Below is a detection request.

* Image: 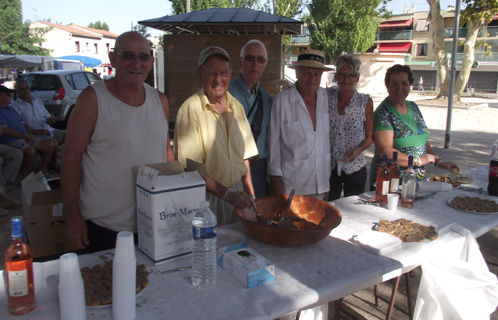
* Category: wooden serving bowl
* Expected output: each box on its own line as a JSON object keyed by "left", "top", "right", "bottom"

{"left": 234, "top": 195, "right": 342, "bottom": 247}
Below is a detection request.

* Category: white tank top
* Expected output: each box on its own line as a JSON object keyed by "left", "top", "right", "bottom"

{"left": 80, "top": 80, "right": 168, "bottom": 232}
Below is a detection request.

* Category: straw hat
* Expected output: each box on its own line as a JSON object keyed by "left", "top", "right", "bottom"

{"left": 289, "top": 49, "right": 333, "bottom": 71}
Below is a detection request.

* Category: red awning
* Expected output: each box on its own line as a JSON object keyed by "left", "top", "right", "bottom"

{"left": 377, "top": 42, "right": 412, "bottom": 53}
{"left": 379, "top": 18, "right": 414, "bottom": 28}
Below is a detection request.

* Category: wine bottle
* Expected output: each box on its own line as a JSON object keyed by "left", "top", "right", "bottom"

{"left": 400, "top": 156, "right": 416, "bottom": 209}
{"left": 375, "top": 154, "right": 390, "bottom": 205}
{"left": 388, "top": 151, "right": 401, "bottom": 194}
{"left": 4, "top": 216, "right": 35, "bottom": 315}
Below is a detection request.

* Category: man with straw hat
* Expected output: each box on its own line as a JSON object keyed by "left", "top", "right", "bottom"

{"left": 268, "top": 49, "right": 333, "bottom": 201}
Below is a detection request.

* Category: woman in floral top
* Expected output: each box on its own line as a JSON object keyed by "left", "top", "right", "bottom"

{"left": 369, "top": 64, "right": 458, "bottom": 189}
{"left": 327, "top": 55, "right": 374, "bottom": 200}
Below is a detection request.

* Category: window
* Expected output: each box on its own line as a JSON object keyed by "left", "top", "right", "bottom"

{"left": 416, "top": 19, "right": 430, "bottom": 32}
{"left": 106, "top": 43, "right": 110, "bottom": 53}
{"left": 68, "top": 72, "right": 89, "bottom": 90}
{"left": 23, "top": 75, "right": 61, "bottom": 91}
{"left": 75, "top": 41, "right": 80, "bottom": 52}
{"left": 87, "top": 72, "right": 102, "bottom": 83}
{"left": 417, "top": 44, "right": 428, "bottom": 56}
{"left": 86, "top": 42, "right": 90, "bottom": 51}
{"left": 94, "top": 43, "right": 98, "bottom": 54}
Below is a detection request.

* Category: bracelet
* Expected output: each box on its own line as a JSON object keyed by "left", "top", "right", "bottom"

{"left": 250, "top": 195, "right": 256, "bottom": 200}
{"left": 414, "top": 157, "right": 420, "bottom": 167}
{"left": 222, "top": 188, "right": 230, "bottom": 200}
{"left": 433, "top": 157, "right": 441, "bottom": 167}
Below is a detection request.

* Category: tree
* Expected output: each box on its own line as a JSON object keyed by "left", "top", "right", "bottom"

{"left": 305, "top": 0, "right": 383, "bottom": 63}
{"left": 88, "top": 21, "right": 110, "bottom": 31}
{"left": 0, "top": 0, "right": 51, "bottom": 55}
{"left": 428, "top": 0, "right": 498, "bottom": 100}
{"left": 273, "top": 0, "right": 303, "bottom": 17}
{"left": 168, "top": 0, "right": 300, "bottom": 16}
{"left": 133, "top": 25, "right": 151, "bottom": 42}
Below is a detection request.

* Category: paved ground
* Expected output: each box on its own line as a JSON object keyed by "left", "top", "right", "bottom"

{"left": 327, "top": 93, "right": 498, "bottom": 320}
{"left": 1, "top": 92, "right": 497, "bottom": 319}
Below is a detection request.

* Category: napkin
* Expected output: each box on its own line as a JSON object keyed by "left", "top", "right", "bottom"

{"left": 354, "top": 230, "right": 402, "bottom": 255}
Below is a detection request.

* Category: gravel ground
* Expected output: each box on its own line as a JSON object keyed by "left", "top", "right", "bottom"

{"left": 1, "top": 93, "right": 497, "bottom": 319}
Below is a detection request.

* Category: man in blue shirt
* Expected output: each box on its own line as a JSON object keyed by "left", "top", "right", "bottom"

{"left": 228, "top": 40, "right": 272, "bottom": 198}
{"left": 0, "top": 85, "right": 58, "bottom": 179}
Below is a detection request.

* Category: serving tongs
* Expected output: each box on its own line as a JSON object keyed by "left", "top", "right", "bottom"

{"left": 277, "top": 189, "right": 297, "bottom": 230}
{"left": 456, "top": 186, "right": 483, "bottom": 194}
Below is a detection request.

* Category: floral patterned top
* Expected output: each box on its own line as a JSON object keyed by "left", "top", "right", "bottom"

{"left": 369, "top": 98, "right": 430, "bottom": 186}
{"left": 327, "top": 86, "right": 369, "bottom": 174}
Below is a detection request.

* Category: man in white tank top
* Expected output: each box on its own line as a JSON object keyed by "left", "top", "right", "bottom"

{"left": 61, "top": 32, "right": 175, "bottom": 253}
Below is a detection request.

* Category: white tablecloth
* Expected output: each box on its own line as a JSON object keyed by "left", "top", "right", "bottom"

{"left": 1, "top": 166, "right": 496, "bottom": 319}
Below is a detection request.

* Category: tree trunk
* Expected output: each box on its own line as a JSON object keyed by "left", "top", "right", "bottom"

{"left": 454, "top": 19, "right": 482, "bottom": 100}
{"left": 427, "top": 0, "right": 450, "bottom": 98}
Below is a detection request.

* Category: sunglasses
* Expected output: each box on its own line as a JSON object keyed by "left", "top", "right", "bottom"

{"left": 115, "top": 51, "right": 151, "bottom": 62}
{"left": 243, "top": 55, "right": 267, "bottom": 64}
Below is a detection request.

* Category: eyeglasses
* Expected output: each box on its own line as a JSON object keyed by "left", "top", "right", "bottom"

{"left": 243, "top": 55, "right": 267, "bottom": 64}
{"left": 336, "top": 72, "right": 357, "bottom": 79}
{"left": 115, "top": 51, "right": 151, "bottom": 62}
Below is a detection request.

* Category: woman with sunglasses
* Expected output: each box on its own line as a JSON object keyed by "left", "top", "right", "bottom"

{"left": 327, "top": 54, "right": 374, "bottom": 200}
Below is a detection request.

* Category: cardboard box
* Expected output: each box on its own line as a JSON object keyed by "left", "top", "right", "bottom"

{"left": 21, "top": 172, "right": 71, "bottom": 259}
{"left": 217, "top": 243, "right": 275, "bottom": 288}
{"left": 136, "top": 161, "right": 206, "bottom": 265}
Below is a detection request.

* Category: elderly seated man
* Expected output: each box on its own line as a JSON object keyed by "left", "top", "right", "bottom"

{"left": 0, "top": 85, "right": 58, "bottom": 178}
{"left": 12, "top": 78, "right": 65, "bottom": 145}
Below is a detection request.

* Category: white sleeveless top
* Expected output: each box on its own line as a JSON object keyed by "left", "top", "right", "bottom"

{"left": 80, "top": 81, "right": 168, "bottom": 232}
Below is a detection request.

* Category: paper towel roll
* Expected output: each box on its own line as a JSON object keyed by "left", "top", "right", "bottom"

{"left": 417, "top": 181, "right": 453, "bottom": 193}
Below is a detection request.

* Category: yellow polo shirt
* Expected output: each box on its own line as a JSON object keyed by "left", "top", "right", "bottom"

{"left": 174, "top": 89, "right": 258, "bottom": 187}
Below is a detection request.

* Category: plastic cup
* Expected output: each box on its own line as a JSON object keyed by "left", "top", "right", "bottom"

{"left": 113, "top": 231, "right": 136, "bottom": 320}
{"left": 114, "top": 231, "right": 135, "bottom": 261}
{"left": 387, "top": 194, "right": 399, "bottom": 211}
{"left": 59, "top": 253, "right": 81, "bottom": 283}
{"left": 59, "top": 253, "right": 86, "bottom": 320}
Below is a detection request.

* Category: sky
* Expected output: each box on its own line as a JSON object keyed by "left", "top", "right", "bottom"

{"left": 21, "top": 0, "right": 173, "bottom": 37}
{"left": 21, "top": 0, "right": 461, "bottom": 37}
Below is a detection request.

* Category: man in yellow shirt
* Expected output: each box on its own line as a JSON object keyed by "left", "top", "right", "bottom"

{"left": 174, "top": 46, "right": 258, "bottom": 225}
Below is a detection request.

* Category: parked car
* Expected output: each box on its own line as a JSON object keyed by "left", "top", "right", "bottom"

{"left": 18, "top": 70, "right": 102, "bottom": 127}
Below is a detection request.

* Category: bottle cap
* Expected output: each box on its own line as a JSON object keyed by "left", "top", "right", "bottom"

{"left": 200, "top": 201, "right": 209, "bottom": 208}
{"left": 11, "top": 216, "right": 23, "bottom": 239}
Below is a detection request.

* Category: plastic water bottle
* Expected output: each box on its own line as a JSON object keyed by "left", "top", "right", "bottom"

{"left": 192, "top": 201, "right": 217, "bottom": 289}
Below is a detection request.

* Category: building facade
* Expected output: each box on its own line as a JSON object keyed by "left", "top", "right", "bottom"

{"left": 289, "top": 5, "right": 498, "bottom": 93}
{"left": 30, "top": 21, "right": 118, "bottom": 66}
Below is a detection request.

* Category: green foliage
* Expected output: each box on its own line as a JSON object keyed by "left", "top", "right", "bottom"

{"left": 169, "top": 0, "right": 254, "bottom": 14}
{"left": 305, "top": 0, "right": 382, "bottom": 63}
{"left": 461, "top": 0, "right": 498, "bottom": 25}
{"left": 88, "top": 21, "right": 110, "bottom": 31}
{"left": 168, "top": 0, "right": 301, "bottom": 16}
{"left": 274, "top": 0, "right": 304, "bottom": 17}
{"left": 0, "top": 0, "right": 51, "bottom": 55}
{"left": 133, "top": 25, "right": 151, "bottom": 38}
